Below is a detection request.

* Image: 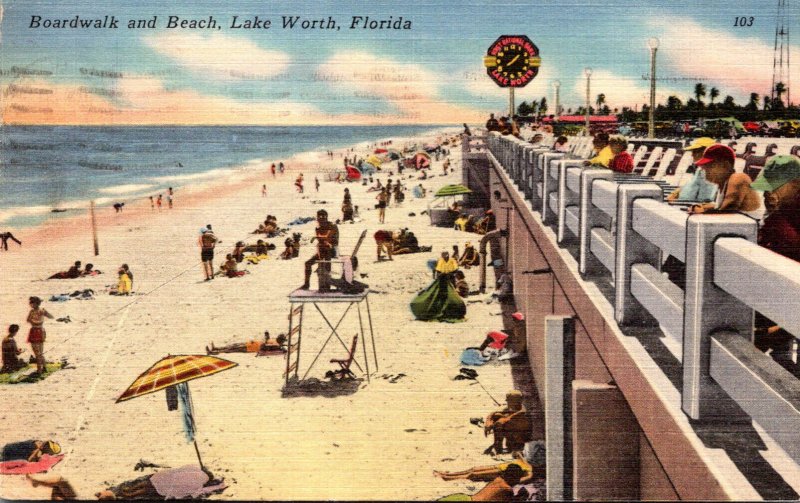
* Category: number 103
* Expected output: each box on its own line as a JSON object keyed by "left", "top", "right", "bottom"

{"left": 734, "top": 16, "right": 754, "bottom": 27}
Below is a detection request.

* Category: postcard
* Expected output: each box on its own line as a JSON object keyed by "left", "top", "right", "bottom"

{"left": 1, "top": 0, "right": 799, "bottom": 500}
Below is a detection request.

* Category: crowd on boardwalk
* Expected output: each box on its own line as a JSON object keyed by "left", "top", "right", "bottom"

{"left": 484, "top": 110, "right": 800, "bottom": 373}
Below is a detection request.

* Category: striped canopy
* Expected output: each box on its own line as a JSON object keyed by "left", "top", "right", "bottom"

{"left": 116, "top": 355, "right": 237, "bottom": 403}
{"left": 435, "top": 184, "right": 473, "bottom": 197}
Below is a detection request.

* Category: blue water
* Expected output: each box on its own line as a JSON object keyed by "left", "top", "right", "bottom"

{"left": 0, "top": 125, "right": 447, "bottom": 228}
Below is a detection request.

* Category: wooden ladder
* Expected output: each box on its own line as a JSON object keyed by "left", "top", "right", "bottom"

{"left": 284, "top": 303, "right": 304, "bottom": 383}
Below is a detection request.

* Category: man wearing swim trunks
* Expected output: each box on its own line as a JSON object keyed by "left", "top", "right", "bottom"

{"left": 301, "top": 210, "right": 338, "bottom": 291}
{"left": 199, "top": 226, "right": 219, "bottom": 281}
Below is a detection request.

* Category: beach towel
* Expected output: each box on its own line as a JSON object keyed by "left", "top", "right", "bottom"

{"left": 149, "top": 465, "right": 227, "bottom": 499}
{"left": 0, "top": 454, "right": 64, "bottom": 475}
{"left": 287, "top": 216, "right": 315, "bottom": 226}
{"left": 410, "top": 276, "right": 466, "bottom": 322}
{"left": 460, "top": 348, "right": 489, "bottom": 366}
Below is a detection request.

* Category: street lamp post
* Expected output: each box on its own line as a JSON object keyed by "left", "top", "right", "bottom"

{"left": 584, "top": 68, "right": 592, "bottom": 135}
{"left": 553, "top": 80, "right": 561, "bottom": 121}
{"left": 647, "top": 37, "right": 659, "bottom": 139}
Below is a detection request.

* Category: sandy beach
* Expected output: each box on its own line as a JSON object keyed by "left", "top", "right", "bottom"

{"left": 0, "top": 130, "right": 525, "bottom": 500}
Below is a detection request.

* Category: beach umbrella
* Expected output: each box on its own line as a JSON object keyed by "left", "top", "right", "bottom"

{"left": 366, "top": 155, "right": 382, "bottom": 167}
{"left": 374, "top": 148, "right": 388, "bottom": 154}
{"left": 116, "top": 354, "right": 237, "bottom": 471}
{"left": 387, "top": 148, "right": 402, "bottom": 160}
{"left": 346, "top": 165, "right": 362, "bottom": 181}
{"left": 358, "top": 161, "right": 376, "bottom": 175}
{"left": 434, "top": 184, "right": 472, "bottom": 197}
{"left": 413, "top": 152, "right": 431, "bottom": 169}
{"left": 423, "top": 143, "right": 439, "bottom": 153}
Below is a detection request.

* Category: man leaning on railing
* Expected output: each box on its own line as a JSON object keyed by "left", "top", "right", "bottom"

{"left": 750, "top": 155, "right": 800, "bottom": 366}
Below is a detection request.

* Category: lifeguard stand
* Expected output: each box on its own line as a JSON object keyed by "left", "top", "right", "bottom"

{"left": 284, "top": 230, "right": 378, "bottom": 386}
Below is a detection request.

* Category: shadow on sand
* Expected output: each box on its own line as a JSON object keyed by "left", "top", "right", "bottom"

{"left": 281, "top": 376, "right": 364, "bottom": 398}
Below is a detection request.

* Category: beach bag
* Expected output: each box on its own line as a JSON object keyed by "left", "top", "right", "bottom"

{"left": 410, "top": 275, "right": 466, "bottom": 322}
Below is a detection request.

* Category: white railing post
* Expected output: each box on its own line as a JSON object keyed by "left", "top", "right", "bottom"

{"left": 545, "top": 315, "right": 575, "bottom": 502}
{"left": 579, "top": 169, "right": 615, "bottom": 278}
{"left": 682, "top": 214, "right": 758, "bottom": 421}
{"left": 614, "top": 183, "right": 663, "bottom": 326}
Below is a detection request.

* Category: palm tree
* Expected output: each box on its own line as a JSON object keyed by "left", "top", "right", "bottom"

{"left": 694, "top": 83, "right": 706, "bottom": 108}
{"left": 538, "top": 97, "right": 548, "bottom": 116}
{"left": 774, "top": 82, "right": 787, "bottom": 109}
{"left": 747, "top": 93, "right": 759, "bottom": 111}
{"left": 763, "top": 96, "right": 772, "bottom": 111}
{"left": 595, "top": 93, "right": 606, "bottom": 110}
{"left": 709, "top": 87, "right": 719, "bottom": 106}
{"left": 666, "top": 95, "right": 682, "bottom": 110}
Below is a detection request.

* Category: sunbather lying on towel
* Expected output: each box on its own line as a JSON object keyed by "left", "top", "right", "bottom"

{"left": 1, "top": 440, "right": 61, "bottom": 463}
{"left": 434, "top": 451, "right": 534, "bottom": 482}
{"left": 437, "top": 463, "right": 525, "bottom": 502}
{"left": 96, "top": 465, "right": 225, "bottom": 500}
{"left": 48, "top": 261, "right": 82, "bottom": 280}
{"left": 206, "top": 331, "right": 287, "bottom": 355}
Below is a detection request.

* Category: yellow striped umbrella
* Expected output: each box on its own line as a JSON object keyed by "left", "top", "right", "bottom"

{"left": 116, "top": 354, "right": 237, "bottom": 403}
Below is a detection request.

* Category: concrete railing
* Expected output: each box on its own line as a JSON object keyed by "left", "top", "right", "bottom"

{"left": 486, "top": 132, "right": 800, "bottom": 465}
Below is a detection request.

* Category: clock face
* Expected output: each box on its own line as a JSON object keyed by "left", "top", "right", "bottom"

{"left": 484, "top": 35, "right": 540, "bottom": 88}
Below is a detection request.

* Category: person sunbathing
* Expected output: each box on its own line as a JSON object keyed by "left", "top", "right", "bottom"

{"left": 206, "top": 332, "right": 287, "bottom": 355}
{"left": 454, "top": 270, "right": 470, "bottom": 298}
{"left": 484, "top": 391, "right": 531, "bottom": 455}
{"left": 49, "top": 261, "right": 82, "bottom": 279}
{"left": 280, "top": 238, "right": 297, "bottom": 260}
{"left": 459, "top": 242, "right": 480, "bottom": 268}
{"left": 115, "top": 266, "right": 132, "bottom": 295}
{"left": 2, "top": 324, "right": 26, "bottom": 373}
{"left": 392, "top": 229, "right": 422, "bottom": 255}
{"left": 81, "top": 263, "right": 102, "bottom": 276}
{"left": 1, "top": 439, "right": 61, "bottom": 463}
{"left": 244, "top": 240, "right": 270, "bottom": 264}
{"left": 221, "top": 254, "right": 246, "bottom": 277}
{"left": 96, "top": 465, "right": 224, "bottom": 500}
{"left": 454, "top": 214, "right": 470, "bottom": 232}
{"left": 232, "top": 242, "right": 246, "bottom": 263}
{"left": 437, "top": 464, "right": 525, "bottom": 502}
{"left": 434, "top": 451, "right": 534, "bottom": 482}
{"left": 366, "top": 180, "right": 383, "bottom": 192}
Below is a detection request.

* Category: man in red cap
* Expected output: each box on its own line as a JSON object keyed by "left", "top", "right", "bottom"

{"left": 688, "top": 144, "right": 762, "bottom": 219}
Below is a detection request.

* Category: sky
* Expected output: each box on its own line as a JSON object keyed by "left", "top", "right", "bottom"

{"left": 1, "top": 0, "right": 798, "bottom": 125}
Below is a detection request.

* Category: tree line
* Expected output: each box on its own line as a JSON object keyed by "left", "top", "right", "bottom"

{"left": 516, "top": 82, "right": 799, "bottom": 122}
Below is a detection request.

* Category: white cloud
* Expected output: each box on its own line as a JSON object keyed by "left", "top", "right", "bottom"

{"left": 316, "top": 51, "right": 440, "bottom": 101}
{"left": 316, "top": 51, "right": 486, "bottom": 123}
{"left": 650, "top": 16, "right": 800, "bottom": 101}
{"left": 142, "top": 32, "right": 290, "bottom": 81}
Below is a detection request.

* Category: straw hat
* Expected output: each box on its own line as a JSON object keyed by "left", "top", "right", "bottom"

{"left": 47, "top": 441, "right": 61, "bottom": 455}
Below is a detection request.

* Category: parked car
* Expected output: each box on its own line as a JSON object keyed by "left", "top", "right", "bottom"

{"left": 777, "top": 120, "right": 800, "bottom": 137}
{"left": 742, "top": 121, "right": 762, "bottom": 135}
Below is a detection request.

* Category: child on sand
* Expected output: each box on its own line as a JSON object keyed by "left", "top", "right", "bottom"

{"left": 262, "top": 184, "right": 267, "bottom": 197}
{"left": 2, "top": 324, "right": 26, "bottom": 373}
{"left": 156, "top": 194, "right": 162, "bottom": 210}
{"left": 26, "top": 296, "right": 53, "bottom": 375}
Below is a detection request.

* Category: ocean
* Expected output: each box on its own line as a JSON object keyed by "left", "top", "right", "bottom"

{"left": 0, "top": 125, "right": 449, "bottom": 229}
